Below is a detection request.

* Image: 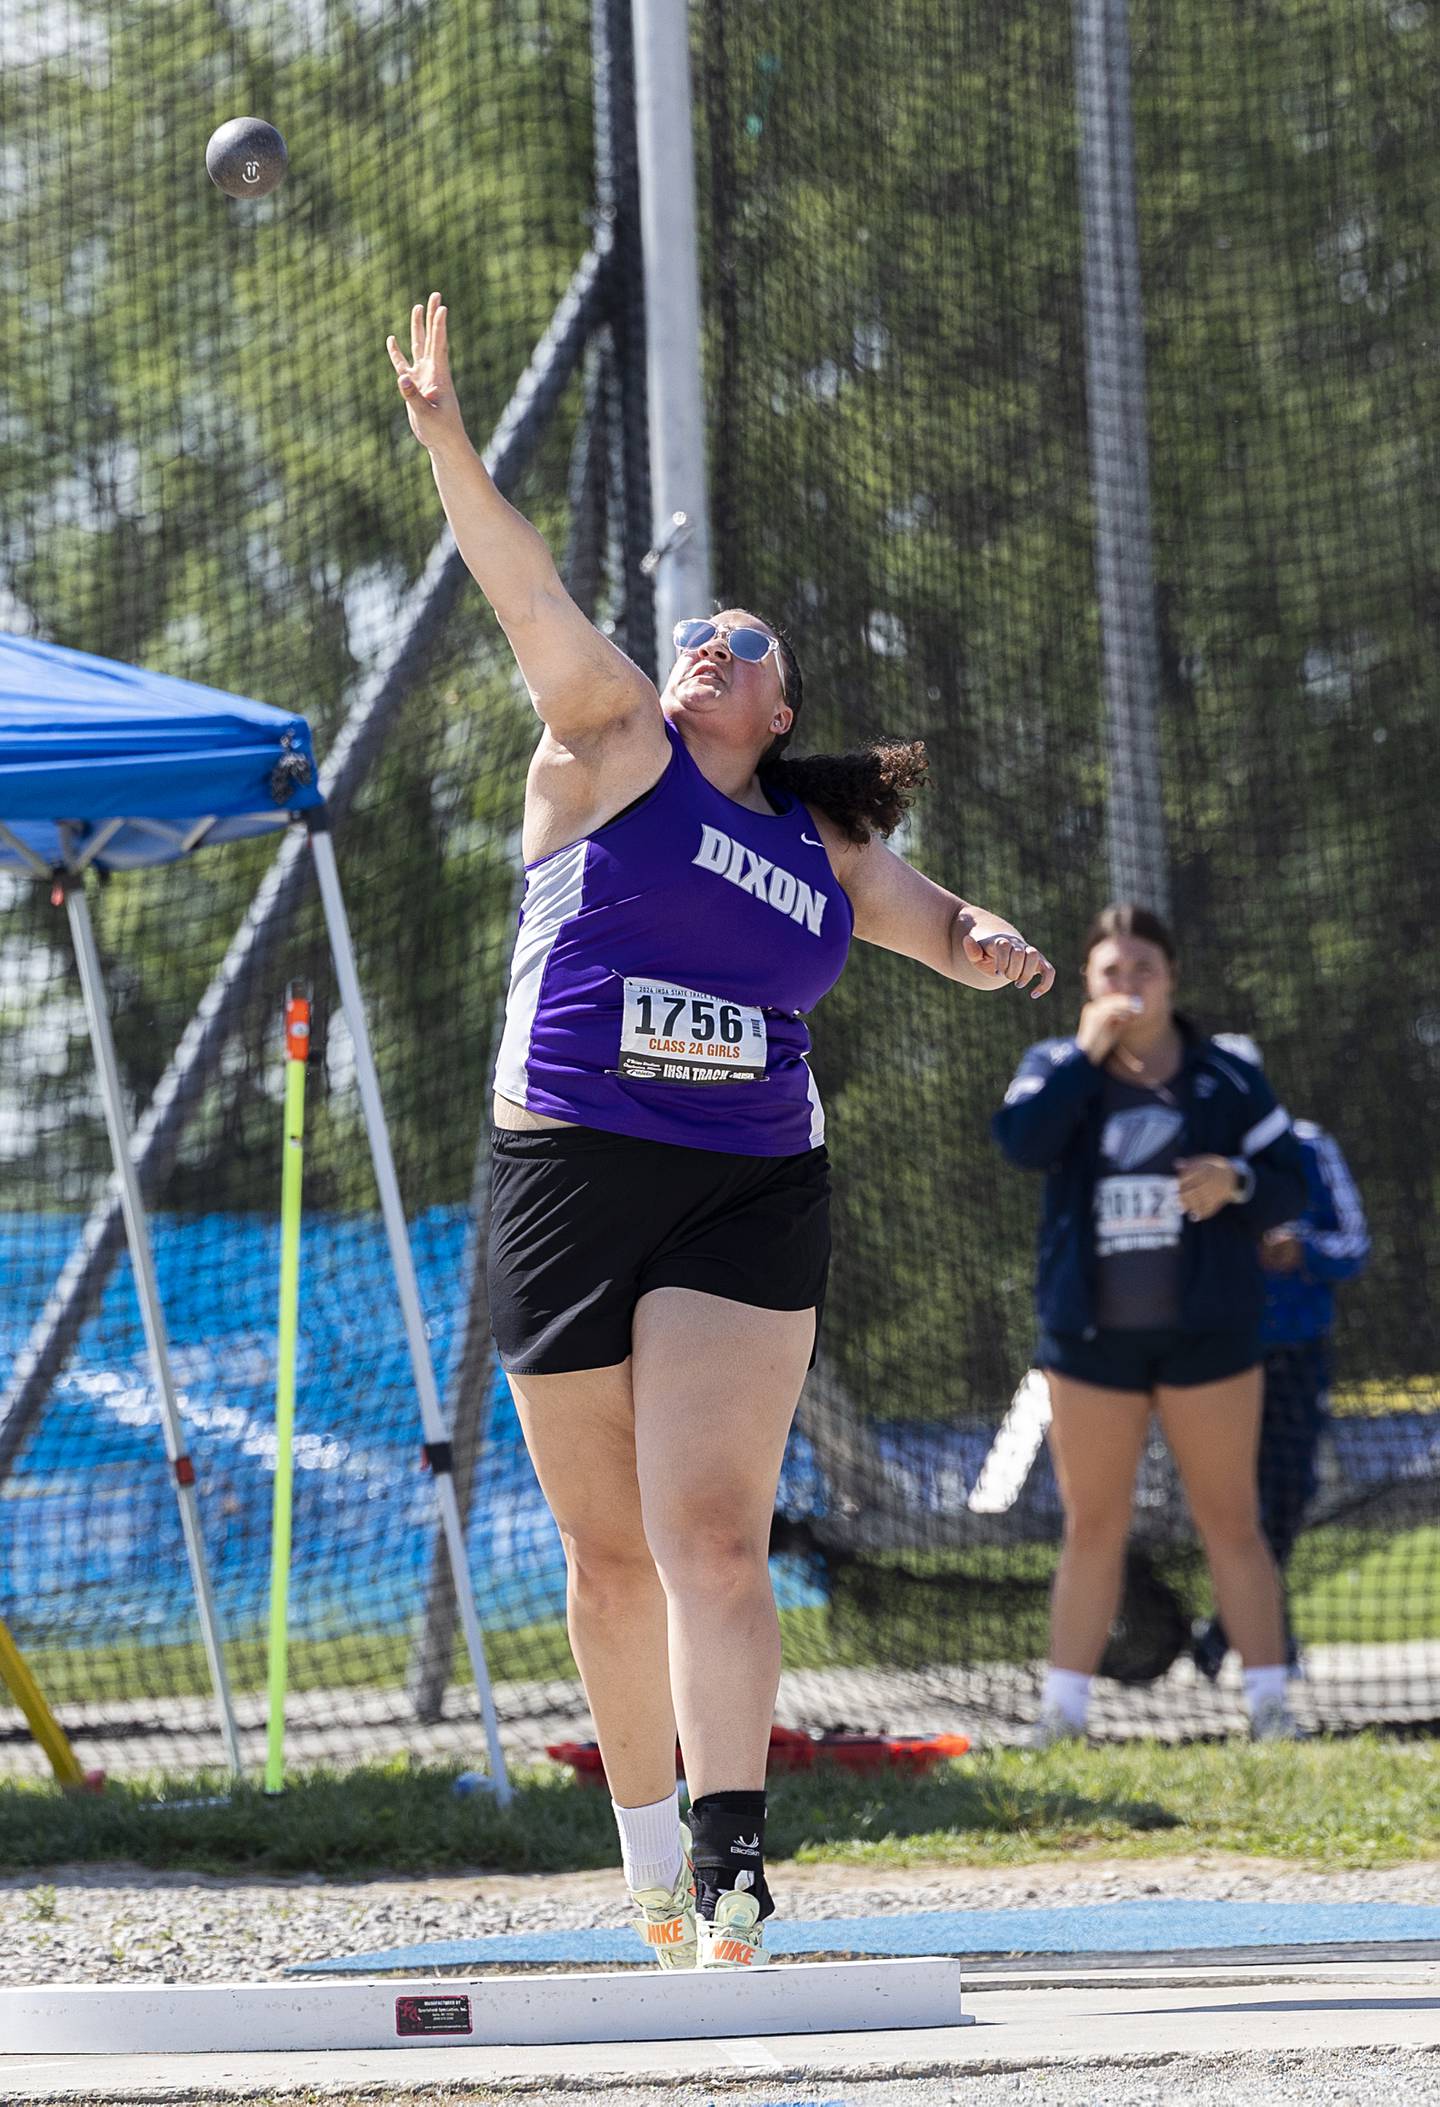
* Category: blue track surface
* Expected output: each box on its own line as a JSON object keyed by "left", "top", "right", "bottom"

{"left": 291, "top": 1900, "right": 1440, "bottom": 1973}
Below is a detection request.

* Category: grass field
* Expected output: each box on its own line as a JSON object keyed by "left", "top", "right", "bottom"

{"left": 0, "top": 1737, "right": 1434, "bottom": 1879}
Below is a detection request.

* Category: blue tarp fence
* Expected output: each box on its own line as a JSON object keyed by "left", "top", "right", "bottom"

{"left": 3, "top": 1210, "right": 1435, "bottom": 1654}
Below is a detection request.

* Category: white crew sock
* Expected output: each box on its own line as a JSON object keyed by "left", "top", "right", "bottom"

{"left": 1243, "top": 1665, "right": 1289, "bottom": 1719}
{"left": 1041, "top": 1667, "right": 1092, "bottom": 1730}
{"left": 612, "top": 1786, "right": 684, "bottom": 1895}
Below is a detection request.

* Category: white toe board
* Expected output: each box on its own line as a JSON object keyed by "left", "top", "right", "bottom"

{"left": 0, "top": 1956, "right": 970, "bottom": 2055}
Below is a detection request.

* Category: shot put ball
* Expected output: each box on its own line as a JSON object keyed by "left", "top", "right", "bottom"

{"left": 206, "top": 117, "right": 288, "bottom": 200}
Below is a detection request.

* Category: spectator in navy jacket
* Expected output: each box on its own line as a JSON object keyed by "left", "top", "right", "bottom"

{"left": 993, "top": 905, "right": 1309, "bottom": 1743}
{"left": 1191, "top": 1034, "right": 1370, "bottom": 1679}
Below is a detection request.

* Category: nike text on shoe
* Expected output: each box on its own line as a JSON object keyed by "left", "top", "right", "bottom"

{"left": 628, "top": 1823, "right": 697, "bottom": 1969}
{"left": 697, "top": 1885, "right": 769, "bottom": 1970}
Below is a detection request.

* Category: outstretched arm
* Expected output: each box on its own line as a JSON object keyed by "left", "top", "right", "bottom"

{"left": 832, "top": 831, "right": 1056, "bottom": 996}
{"left": 388, "top": 294, "right": 660, "bottom": 745}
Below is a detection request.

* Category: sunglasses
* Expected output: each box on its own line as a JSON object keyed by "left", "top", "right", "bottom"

{"left": 672, "top": 617, "right": 780, "bottom": 665}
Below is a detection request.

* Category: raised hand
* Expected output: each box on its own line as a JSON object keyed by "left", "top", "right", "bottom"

{"left": 386, "top": 292, "right": 466, "bottom": 451}
{"left": 1077, "top": 993, "right": 1142, "bottom": 1063}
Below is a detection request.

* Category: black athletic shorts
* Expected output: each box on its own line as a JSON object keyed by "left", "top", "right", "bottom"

{"left": 487, "top": 1124, "right": 831, "bottom": 1375}
{"left": 1038, "top": 1325, "right": 1259, "bottom": 1393}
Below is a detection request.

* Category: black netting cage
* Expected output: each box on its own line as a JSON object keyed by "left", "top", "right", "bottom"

{"left": 0, "top": 0, "right": 1435, "bottom": 1781}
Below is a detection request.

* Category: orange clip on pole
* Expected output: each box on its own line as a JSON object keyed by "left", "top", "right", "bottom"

{"left": 284, "top": 985, "right": 311, "bottom": 1065}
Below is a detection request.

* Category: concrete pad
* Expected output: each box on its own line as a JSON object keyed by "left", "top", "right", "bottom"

{"left": 3, "top": 1958, "right": 1436, "bottom": 2101}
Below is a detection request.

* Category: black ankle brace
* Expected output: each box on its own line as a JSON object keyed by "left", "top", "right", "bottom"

{"left": 687, "top": 1790, "right": 774, "bottom": 1921}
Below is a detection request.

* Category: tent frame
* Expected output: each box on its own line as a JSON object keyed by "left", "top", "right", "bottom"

{"left": 0, "top": 809, "right": 510, "bottom": 1801}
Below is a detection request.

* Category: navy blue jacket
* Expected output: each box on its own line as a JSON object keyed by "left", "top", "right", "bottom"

{"left": 1259, "top": 1119, "right": 1369, "bottom": 1347}
{"left": 993, "top": 1021, "right": 1310, "bottom": 1340}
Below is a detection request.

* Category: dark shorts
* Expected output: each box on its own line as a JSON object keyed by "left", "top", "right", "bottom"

{"left": 488, "top": 1124, "right": 831, "bottom": 1375}
{"left": 1038, "top": 1326, "right": 1259, "bottom": 1393}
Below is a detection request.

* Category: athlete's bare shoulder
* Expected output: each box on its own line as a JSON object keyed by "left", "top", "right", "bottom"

{"left": 521, "top": 705, "right": 671, "bottom": 864}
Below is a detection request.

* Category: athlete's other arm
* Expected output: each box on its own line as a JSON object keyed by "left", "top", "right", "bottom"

{"left": 387, "top": 294, "right": 661, "bottom": 744}
{"left": 819, "top": 824, "right": 1056, "bottom": 997}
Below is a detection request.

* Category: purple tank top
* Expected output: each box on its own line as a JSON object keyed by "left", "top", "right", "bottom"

{"left": 495, "top": 722, "right": 853, "bottom": 1154}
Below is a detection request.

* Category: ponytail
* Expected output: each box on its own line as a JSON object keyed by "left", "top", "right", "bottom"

{"left": 760, "top": 738, "right": 929, "bottom": 844}
{"left": 758, "top": 623, "right": 927, "bottom": 842}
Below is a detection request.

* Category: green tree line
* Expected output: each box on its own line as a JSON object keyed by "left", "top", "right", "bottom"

{"left": 1, "top": 0, "right": 1436, "bottom": 1418}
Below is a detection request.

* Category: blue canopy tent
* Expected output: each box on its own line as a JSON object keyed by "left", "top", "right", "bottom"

{"left": 0, "top": 631, "right": 321, "bottom": 872}
{"left": 0, "top": 634, "right": 510, "bottom": 1796}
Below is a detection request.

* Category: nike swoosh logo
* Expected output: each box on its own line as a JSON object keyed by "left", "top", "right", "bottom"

{"left": 800, "top": 833, "right": 823, "bottom": 847}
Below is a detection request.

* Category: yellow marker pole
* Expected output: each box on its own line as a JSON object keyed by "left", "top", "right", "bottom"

{"left": 0, "top": 1615, "right": 88, "bottom": 1788}
{"left": 265, "top": 984, "right": 310, "bottom": 1795}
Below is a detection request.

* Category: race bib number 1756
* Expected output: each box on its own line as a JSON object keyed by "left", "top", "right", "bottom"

{"left": 617, "top": 977, "right": 767, "bottom": 1085}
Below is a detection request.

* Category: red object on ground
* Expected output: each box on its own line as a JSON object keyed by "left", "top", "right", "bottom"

{"left": 545, "top": 1723, "right": 970, "bottom": 1786}
{"left": 60, "top": 1769, "right": 107, "bottom": 1794}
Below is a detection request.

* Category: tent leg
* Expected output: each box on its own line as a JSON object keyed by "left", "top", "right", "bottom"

{"left": 306, "top": 821, "right": 513, "bottom": 1807}
{"left": 406, "top": 1114, "right": 498, "bottom": 1725}
{"left": 63, "top": 880, "right": 244, "bottom": 1779}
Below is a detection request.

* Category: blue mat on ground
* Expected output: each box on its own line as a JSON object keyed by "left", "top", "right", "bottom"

{"left": 291, "top": 1901, "right": 1440, "bottom": 1974}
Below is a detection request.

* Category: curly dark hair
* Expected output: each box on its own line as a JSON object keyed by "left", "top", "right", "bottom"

{"left": 755, "top": 624, "right": 928, "bottom": 844}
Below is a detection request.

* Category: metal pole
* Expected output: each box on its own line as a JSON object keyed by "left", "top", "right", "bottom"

{"left": 596, "top": 0, "right": 658, "bottom": 677}
{"left": 306, "top": 819, "right": 512, "bottom": 1806}
{"left": 631, "top": 0, "right": 713, "bottom": 671}
{"left": 1074, "top": 0, "right": 1169, "bottom": 914}
{"left": 265, "top": 985, "right": 311, "bottom": 1794}
{"left": 62, "top": 878, "right": 244, "bottom": 1777}
{"left": 563, "top": 341, "right": 612, "bottom": 625}
{"left": 404, "top": 1114, "right": 496, "bottom": 1725}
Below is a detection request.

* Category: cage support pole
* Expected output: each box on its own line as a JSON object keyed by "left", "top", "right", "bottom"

{"left": 1075, "top": 0, "right": 1169, "bottom": 911}
{"left": 631, "top": 0, "right": 713, "bottom": 667}
{"left": 595, "top": 0, "right": 659, "bottom": 676}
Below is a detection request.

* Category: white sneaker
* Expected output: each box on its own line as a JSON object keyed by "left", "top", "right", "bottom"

{"left": 1250, "top": 1696, "right": 1305, "bottom": 1742}
{"left": 696, "top": 1883, "right": 769, "bottom": 1970}
{"left": 627, "top": 1822, "right": 696, "bottom": 1969}
{"left": 1025, "top": 1702, "right": 1084, "bottom": 1750}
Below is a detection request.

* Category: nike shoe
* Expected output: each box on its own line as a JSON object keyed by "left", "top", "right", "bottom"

{"left": 696, "top": 1882, "right": 769, "bottom": 1970}
{"left": 1250, "top": 1695, "right": 1305, "bottom": 1742}
{"left": 627, "top": 1822, "right": 696, "bottom": 1970}
{"left": 1024, "top": 1703, "right": 1084, "bottom": 1751}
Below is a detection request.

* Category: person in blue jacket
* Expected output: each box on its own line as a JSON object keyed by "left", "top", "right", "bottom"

{"left": 993, "top": 904, "right": 1310, "bottom": 1741}
{"left": 1190, "top": 1034, "right": 1370, "bottom": 1679}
